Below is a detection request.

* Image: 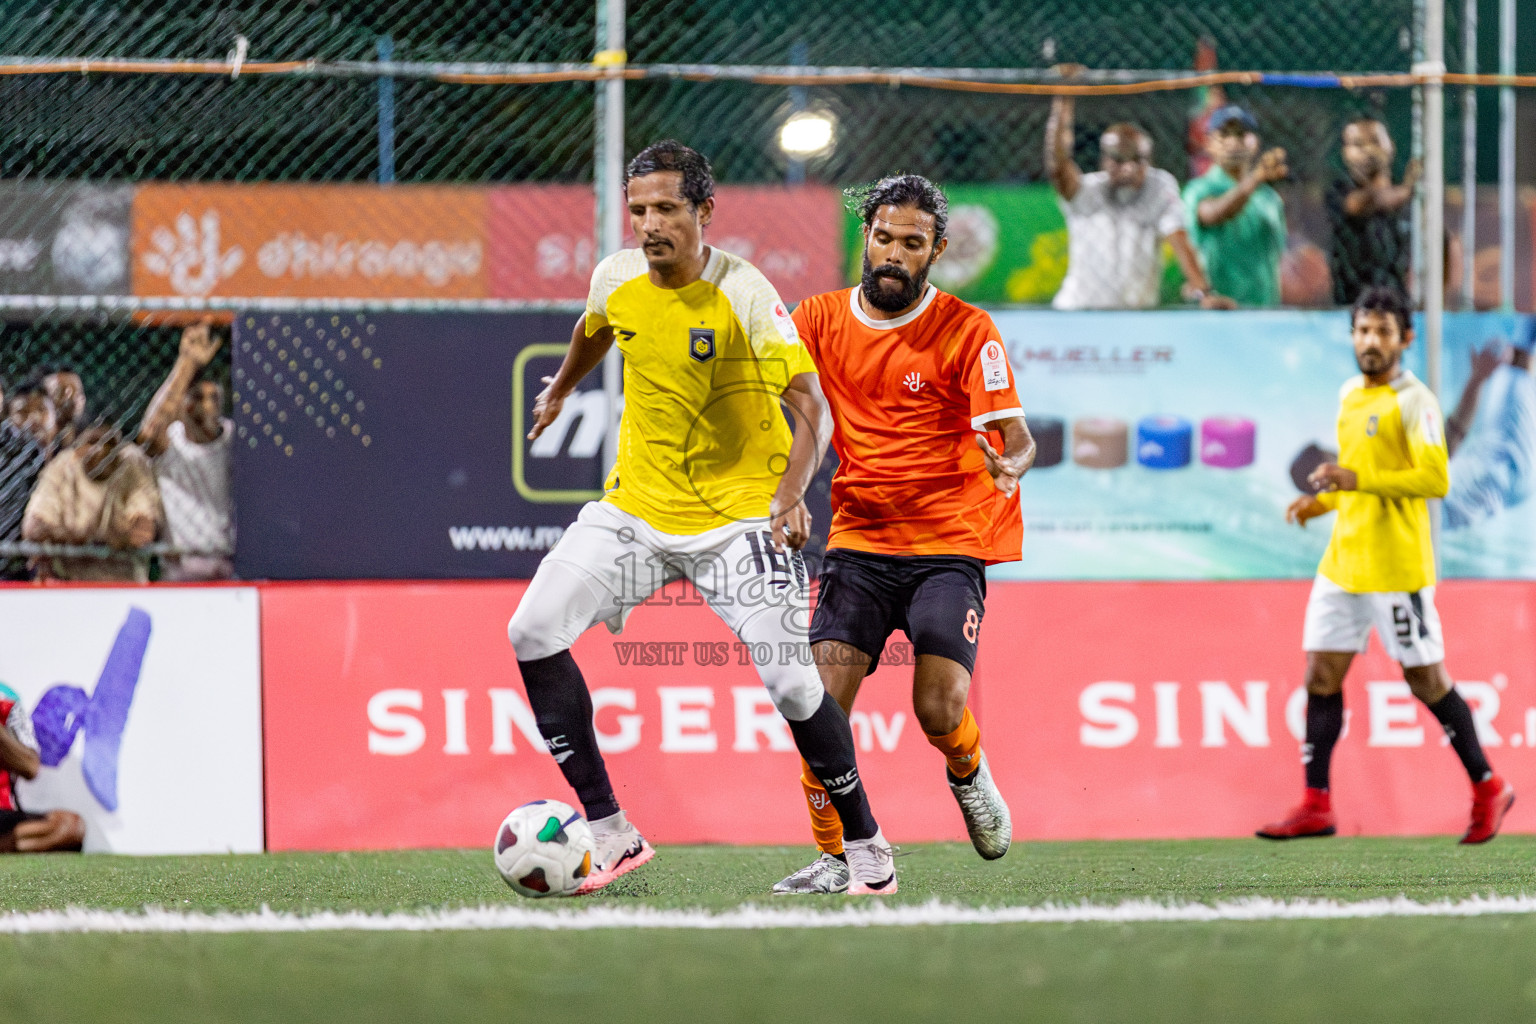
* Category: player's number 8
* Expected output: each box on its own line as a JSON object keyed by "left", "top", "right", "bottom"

{"left": 963, "top": 608, "right": 981, "bottom": 644}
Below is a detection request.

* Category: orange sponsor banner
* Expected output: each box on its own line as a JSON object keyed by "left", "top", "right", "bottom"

{"left": 132, "top": 184, "right": 489, "bottom": 300}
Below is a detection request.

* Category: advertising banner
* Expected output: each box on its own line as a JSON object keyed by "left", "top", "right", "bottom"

{"left": 231, "top": 311, "right": 600, "bottom": 579}
{"left": 984, "top": 580, "right": 1536, "bottom": 840}
{"left": 488, "top": 183, "right": 844, "bottom": 304}
{"left": 261, "top": 581, "right": 956, "bottom": 850}
{"left": 993, "top": 309, "right": 1536, "bottom": 581}
{"left": 261, "top": 579, "right": 1533, "bottom": 848}
{"left": 0, "top": 183, "right": 131, "bottom": 296}
{"left": 131, "top": 184, "right": 489, "bottom": 299}
{"left": 0, "top": 587, "right": 264, "bottom": 854}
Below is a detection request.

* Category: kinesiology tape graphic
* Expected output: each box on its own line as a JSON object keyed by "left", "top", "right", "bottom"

{"left": 1026, "top": 415, "right": 1257, "bottom": 471}
{"left": 1072, "top": 418, "right": 1128, "bottom": 469}
{"left": 1136, "top": 416, "right": 1192, "bottom": 469}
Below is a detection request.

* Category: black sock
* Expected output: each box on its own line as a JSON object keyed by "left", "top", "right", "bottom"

{"left": 1427, "top": 688, "right": 1493, "bottom": 783}
{"left": 786, "top": 692, "right": 879, "bottom": 842}
{"left": 517, "top": 651, "right": 619, "bottom": 821}
{"left": 1303, "top": 692, "right": 1344, "bottom": 791}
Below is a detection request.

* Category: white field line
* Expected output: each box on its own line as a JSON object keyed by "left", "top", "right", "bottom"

{"left": 1, "top": 895, "right": 1536, "bottom": 934}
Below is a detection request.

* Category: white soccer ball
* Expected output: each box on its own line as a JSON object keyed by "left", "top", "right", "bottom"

{"left": 493, "top": 799, "right": 594, "bottom": 898}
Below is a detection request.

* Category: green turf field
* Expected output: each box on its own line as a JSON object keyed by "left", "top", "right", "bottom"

{"left": 2, "top": 837, "right": 1535, "bottom": 1022}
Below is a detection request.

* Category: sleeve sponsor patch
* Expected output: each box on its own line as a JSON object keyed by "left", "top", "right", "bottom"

{"left": 771, "top": 300, "right": 799, "bottom": 343}
{"left": 980, "top": 340, "right": 1010, "bottom": 392}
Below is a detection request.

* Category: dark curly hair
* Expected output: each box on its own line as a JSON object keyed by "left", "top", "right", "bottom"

{"left": 846, "top": 174, "right": 949, "bottom": 244}
{"left": 1351, "top": 285, "right": 1412, "bottom": 336}
{"left": 625, "top": 140, "right": 715, "bottom": 209}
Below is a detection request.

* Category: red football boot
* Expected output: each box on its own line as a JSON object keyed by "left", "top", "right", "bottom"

{"left": 1460, "top": 776, "right": 1516, "bottom": 845}
{"left": 1256, "top": 788, "right": 1337, "bottom": 840}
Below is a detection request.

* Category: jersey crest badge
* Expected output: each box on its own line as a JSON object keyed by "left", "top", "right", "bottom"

{"left": 904, "top": 371, "right": 924, "bottom": 392}
{"left": 689, "top": 327, "right": 716, "bottom": 363}
{"left": 981, "top": 340, "right": 1009, "bottom": 392}
{"left": 1366, "top": 414, "right": 1378, "bottom": 437}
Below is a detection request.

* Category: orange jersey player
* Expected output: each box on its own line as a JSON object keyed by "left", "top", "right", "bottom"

{"left": 773, "top": 175, "right": 1036, "bottom": 895}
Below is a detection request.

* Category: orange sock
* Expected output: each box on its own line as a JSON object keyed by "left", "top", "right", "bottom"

{"left": 926, "top": 707, "right": 982, "bottom": 779}
{"left": 800, "top": 759, "right": 845, "bottom": 856}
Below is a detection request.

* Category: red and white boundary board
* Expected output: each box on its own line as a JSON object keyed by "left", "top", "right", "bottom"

{"left": 983, "top": 580, "right": 1536, "bottom": 840}
{"left": 260, "top": 580, "right": 1536, "bottom": 850}
{"left": 0, "top": 587, "right": 264, "bottom": 854}
{"left": 260, "top": 581, "right": 951, "bottom": 851}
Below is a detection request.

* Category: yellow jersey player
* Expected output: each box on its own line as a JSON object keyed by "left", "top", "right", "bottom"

{"left": 1258, "top": 286, "right": 1514, "bottom": 844}
{"left": 507, "top": 141, "right": 897, "bottom": 894}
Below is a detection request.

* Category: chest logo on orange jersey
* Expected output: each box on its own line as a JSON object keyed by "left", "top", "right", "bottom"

{"left": 903, "top": 372, "right": 924, "bottom": 392}
{"left": 689, "top": 327, "right": 716, "bottom": 363}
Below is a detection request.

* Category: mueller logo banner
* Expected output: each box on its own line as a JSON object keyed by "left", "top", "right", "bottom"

{"left": 232, "top": 311, "right": 600, "bottom": 579}
{"left": 261, "top": 579, "right": 1532, "bottom": 850}
{"left": 261, "top": 581, "right": 953, "bottom": 851}
{"left": 488, "top": 184, "right": 844, "bottom": 304}
{"left": 0, "top": 587, "right": 263, "bottom": 854}
{"left": 0, "top": 183, "right": 131, "bottom": 295}
{"left": 131, "top": 184, "right": 488, "bottom": 299}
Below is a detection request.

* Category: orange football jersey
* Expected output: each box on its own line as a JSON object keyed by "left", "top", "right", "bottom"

{"left": 793, "top": 284, "right": 1025, "bottom": 563}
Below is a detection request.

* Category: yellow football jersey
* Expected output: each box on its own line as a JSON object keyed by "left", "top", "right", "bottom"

{"left": 1315, "top": 370, "right": 1448, "bottom": 593}
{"left": 583, "top": 246, "right": 817, "bottom": 534}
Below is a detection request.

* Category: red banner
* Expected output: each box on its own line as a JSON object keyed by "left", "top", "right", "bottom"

{"left": 261, "top": 580, "right": 952, "bottom": 851}
{"left": 487, "top": 184, "right": 845, "bottom": 304}
{"left": 261, "top": 580, "right": 1535, "bottom": 850}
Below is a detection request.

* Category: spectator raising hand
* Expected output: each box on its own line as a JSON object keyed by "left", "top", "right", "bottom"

{"left": 1045, "top": 63, "right": 1231, "bottom": 311}
{"left": 138, "top": 319, "right": 235, "bottom": 581}
{"left": 1183, "top": 106, "right": 1288, "bottom": 307}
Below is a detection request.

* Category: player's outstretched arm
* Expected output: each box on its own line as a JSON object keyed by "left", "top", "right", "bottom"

{"left": 975, "top": 416, "right": 1034, "bottom": 497}
{"left": 528, "top": 316, "right": 615, "bottom": 441}
{"left": 768, "top": 372, "right": 832, "bottom": 553}
{"left": 1286, "top": 494, "right": 1332, "bottom": 526}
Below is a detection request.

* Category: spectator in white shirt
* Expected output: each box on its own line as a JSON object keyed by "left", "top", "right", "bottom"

{"left": 137, "top": 321, "right": 234, "bottom": 581}
{"left": 1044, "top": 65, "right": 1232, "bottom": 311}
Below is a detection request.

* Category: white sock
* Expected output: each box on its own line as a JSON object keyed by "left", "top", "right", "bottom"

{"left": 589, "top": 809, "right": 629, "bottom": 835}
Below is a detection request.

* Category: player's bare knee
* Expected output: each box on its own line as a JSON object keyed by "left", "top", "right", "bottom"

{"left": 1304, "top": 652, "right": 1350, "bottom": 696}
{"left": 1404, "top": 664, "right": 1451, "bottom": 704}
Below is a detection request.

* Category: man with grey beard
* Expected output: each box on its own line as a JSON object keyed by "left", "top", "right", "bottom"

{"left": 1045, "top": 64, "right": 1230, "bottom": 310}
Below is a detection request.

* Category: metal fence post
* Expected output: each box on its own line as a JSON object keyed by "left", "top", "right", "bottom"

{"left": 1461, "top": 0, "right": 1477, "bottom": 310}
{"left": 595, "top": 0, "right": 626, "bottom": 476}
{"left": 1420, "top": 0, "right": 1445, "bottom": 396}
{"left": 1500, "top": 0, "right": 1516, "bottom": 311}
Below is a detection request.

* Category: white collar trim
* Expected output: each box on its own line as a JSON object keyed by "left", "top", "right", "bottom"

{"left": 848, "top": 283, "right": 939, "bottom": 330}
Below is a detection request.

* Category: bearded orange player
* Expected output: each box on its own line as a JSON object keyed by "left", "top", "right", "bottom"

{"left": 773, "top": 175, "right": 1035, "bottom": 894}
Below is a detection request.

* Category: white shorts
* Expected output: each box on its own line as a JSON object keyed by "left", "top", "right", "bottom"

{"left": 507, "top": 501, "right": 823, "bottom": 719}
{"left": 1301, "top": 574, "right": 1445, "bottom": 668}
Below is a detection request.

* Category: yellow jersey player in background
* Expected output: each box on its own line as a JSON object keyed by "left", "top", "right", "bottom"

{"left": 1258, "top": 286, "right": 1514, "bottom": 844}
{"left": 506, "top": 141, "right": 897, "bottom": 895}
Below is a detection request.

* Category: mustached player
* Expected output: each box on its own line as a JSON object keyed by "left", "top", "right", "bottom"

{"left": 1258, "top": 286, "right": 1514, "bottom": 843}
{"left": 773, "top": 175, "right": 1035, "bottom": 894}
{"left": 508, "top": 141, "right": 896, "bottom": 895}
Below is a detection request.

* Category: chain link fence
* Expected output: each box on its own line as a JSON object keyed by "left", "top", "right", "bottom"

{"left": 0, "top": 0, "right": 1524, "bottom": 579}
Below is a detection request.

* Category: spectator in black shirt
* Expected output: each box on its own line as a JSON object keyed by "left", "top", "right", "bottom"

{"left": 0, "top": 380, "right": 55, "bottom": 580}
{"left": 1328, "top": 118, "right": 1420, "bottom": 305}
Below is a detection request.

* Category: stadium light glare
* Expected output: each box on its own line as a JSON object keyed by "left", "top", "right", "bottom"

{"left": 778, "top": 110, "right": 836, "bottom": 158}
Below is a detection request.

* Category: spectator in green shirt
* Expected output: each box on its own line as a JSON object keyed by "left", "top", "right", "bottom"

{"left": 1182, "top": 106, "right": 1289, "bottom": 306}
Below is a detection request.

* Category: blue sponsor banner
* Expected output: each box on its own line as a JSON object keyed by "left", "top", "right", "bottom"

{"left": 991, "top": 309, "right": 1536, "bottom": 581}
{"left": 232, "top": 308, "right": 1536, "bottom": 582}
{"left": 232, "top": 311, "right": 601, "bottom": 579}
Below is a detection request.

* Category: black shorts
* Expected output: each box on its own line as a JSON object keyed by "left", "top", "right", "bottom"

{"left": 809, "top": 548, "right": 987, "bottom": 676}
{"left": 0, "top": 809, "right": 43, "bottom": 834}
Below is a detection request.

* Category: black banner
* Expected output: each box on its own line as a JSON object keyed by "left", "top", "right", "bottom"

{"left": 232, "top": 311, "right": 601, "bottom": 579}
{"left": 0, "top": 184, "right": 131, "bottom": 296}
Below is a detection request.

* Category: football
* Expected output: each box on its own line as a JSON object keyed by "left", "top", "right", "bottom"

{"left": 493, "top": 799, "right": 595, "bottom": 898}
